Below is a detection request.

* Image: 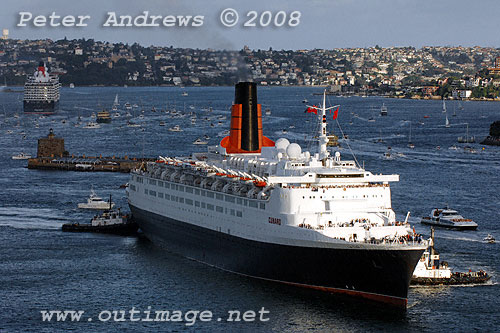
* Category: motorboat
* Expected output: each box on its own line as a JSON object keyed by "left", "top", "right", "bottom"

{"left": 168, "top": 125, "right": 183, "bottom": 132}
{"left": 12, "top": 152, "right": 32, "bottom": 160}
{"left": 421, "top": 206, "right": 478, "bottom": 230}
{"left": 124, "top": 102, "right": 132, "bottom": 110}
{"left": 127, "top": 121, "right": 141, "bottom": 128}
{"left": 77, "top": 189, "right": 115, "bottom": 210}
{"left": 483, "top": 234, "right": 495, "bottom": 244}
{"left": 192, "top": 138, "right": 208, "bottom": 145}
{"left": 82, "top": 122, "right": 101, "bottom": 129}
{"left": 382, "top": 147, "right": 394, "bottom": 160}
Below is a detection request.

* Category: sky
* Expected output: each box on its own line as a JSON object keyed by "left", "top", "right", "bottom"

{"left": 1, "top": 0, "right": 500, "bottom": 50}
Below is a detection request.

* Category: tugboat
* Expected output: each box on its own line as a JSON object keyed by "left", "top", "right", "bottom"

{"left": 62, "top": 208, "right": 138, "bottom": 236}
{"left": 421, "top": 206, "right": 478, "bottom": 230}
{"left": 411, "top": 228, "right": 491, "bottom": 285}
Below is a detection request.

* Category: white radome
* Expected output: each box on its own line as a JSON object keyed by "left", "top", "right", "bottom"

{"left": 286, "top": 143, "right": 302, "bottom": 159}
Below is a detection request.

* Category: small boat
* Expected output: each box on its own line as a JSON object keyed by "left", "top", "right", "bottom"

{"left": 12, "top": 152, "right": 32, "bottom": 160}
{"left": 218, "top": 130, "right": 230, "bottom": 137}
{"left": 124, "top": 102, "right": 132, "bottom": 110}
{"left": 444, "top": 113, "right": 450, "bottom": 128}
{"left": 112, "top": 105, "right": 118, "bottom": 111}
{"left": 168, "top": 125, "right": 183, "bottom": 132}
{"left": 181, "top": 91, "right": 188, "bottom": 96}
{"left": 302, "top": 99, "right": 308, "bottom": 103}
{"left": 483, "top": 234, "right": 495, "bottom": 244}
{"left": 442, "top": 100, "right": 447, "bottom": 113}
{"left": 192, "top": 138, "right": 208, "bottom": 145}
{"left": 62, "top": 209, "right": 138, "bottom": 236}
{"left": 113, "top": 112, "right": 120, "bottom": 118}
{"left": 421, "top": 206, "right": 478, "bottom": 230}
{"left": 265, "top": 108, "right": 271, "bottom": 116}
{"left": 412, "top": 228, "right": 490, "bottom": 285}
{"left": 82, "top": 122, "right": 101, "bottom": 129}
{"left": 380, "top": 103, "right": 388, "bottom": 116}
{"left": 113, "top": 94, "right": 119, "bottom": 106}
{"left": 382, "top": 147, "right": 394, "bottom": 160}
{"left": 78, "top": 189, "right": 115, "bottom": 210}
{"left": 69, "top": 83, "right": 75, "bottom": 89}
{"left": 159, "top": 121, "right": 166, "bottom": 126}
{"left": 127, "top": 121, "right": 141, "bottom": 128}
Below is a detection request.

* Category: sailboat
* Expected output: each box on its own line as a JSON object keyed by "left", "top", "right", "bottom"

{"left": 445, "top": 113, "right": 450, "bottom": 128}
{"left": 408, "top": 121, "right": 415, "bottom": 149}
{"left": 457, "top": 123, "right": 475, "bottom": 143}
{"left": 442, "top": 100, "right": 447, "bottom": 113}
{"left": 113, "top": 94, "right": 119, "bottom": 106}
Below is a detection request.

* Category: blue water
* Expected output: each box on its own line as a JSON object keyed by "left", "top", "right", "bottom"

{"left": 0, "top": 87, "right": 499, "bottom": 331}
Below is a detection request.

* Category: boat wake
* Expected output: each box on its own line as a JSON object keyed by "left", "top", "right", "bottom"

{"left": 0, "top": 207, "right": 67, "bottom": 230}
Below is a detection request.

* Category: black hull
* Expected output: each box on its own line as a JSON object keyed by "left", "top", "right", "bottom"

{"left": 24, "top": 100, "right": 59, "bottom": 114}
{"left": 130, "top": 205, "right": 424, "bottom": 308}
{"left": 62, "top": 222, "right": 138, "bottom": 236}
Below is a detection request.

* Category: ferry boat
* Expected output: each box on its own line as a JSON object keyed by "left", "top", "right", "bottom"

{"left": 78, "top": 189, "right": 115, "bottom": 210}
{"left": 421, "top": 207, "right": 478, "bottom": 230}
{"left": 96, "top": 110, "right": 112, "bottom": 123}
{"left": 411, "top": 228, "right": 490, "bottom": 285}
{"left": 127, "top": 82, "right": 427, "bottom": 308}
{"left": 380, "top": 103, "right": 388, "bottom": 116}
{"left": 23, "top": 62, "right": 60, "bottom": 114}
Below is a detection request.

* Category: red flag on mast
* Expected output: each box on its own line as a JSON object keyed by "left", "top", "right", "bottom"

{"left": 331, "top": 107, "right": 339, "bottom": 120}
{"left": 305, "top": 106, "right": 317, "bottom": 115}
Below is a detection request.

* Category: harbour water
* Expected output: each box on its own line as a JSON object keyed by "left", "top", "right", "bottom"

{"left": 1, "top": 87, "right": 499, "bottom": 331}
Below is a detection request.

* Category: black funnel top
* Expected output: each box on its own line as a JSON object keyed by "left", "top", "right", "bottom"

{"left": 235, "top": 82, "right": 259, "bottom": 151}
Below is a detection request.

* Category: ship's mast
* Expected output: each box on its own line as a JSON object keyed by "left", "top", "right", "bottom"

{"left": 319, "top": 90, "right": 329, "bottom": 161}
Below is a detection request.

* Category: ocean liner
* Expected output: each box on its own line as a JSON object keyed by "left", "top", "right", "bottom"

{"left": 23, "top": 61, "right": 60, "bottom": 113}
{"left": 128, "top": 82, "right": 427, "bottom": 308}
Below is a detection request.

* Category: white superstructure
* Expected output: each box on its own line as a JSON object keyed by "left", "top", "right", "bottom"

{"left": 128, "top": 91, "right": 423, "bottom": 248}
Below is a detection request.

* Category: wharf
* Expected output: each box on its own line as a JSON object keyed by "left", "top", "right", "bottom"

{"left": 27, "top": 155, "right": 153, "bottom": 172}
{"left": 26, "top": 128, "right": 153, "bottom": 172}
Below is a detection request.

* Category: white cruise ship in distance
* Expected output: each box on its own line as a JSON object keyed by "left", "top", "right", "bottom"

{"left": 23, "top": 61, "right": 60, "bottom": 114}
{"left": 128, "top": 82, "right": 427, "bottom": 308}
